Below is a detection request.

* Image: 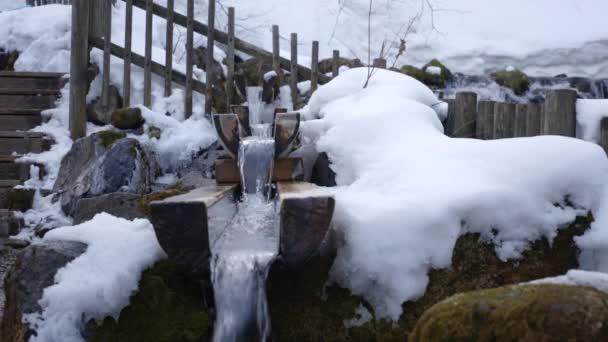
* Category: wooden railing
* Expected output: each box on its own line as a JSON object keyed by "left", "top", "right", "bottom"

{"left": 26, "top": 0, "right": 72, "bottom": 5}
{"left": 69, "top": 0, "right": 348, "bottom": 140}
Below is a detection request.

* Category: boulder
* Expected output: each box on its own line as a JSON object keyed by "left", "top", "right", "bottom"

{"left": 400, "top": 65, "right": 426, "bottom": 83}
{"left": 410, "top": 284, "right": 608, "bottom": 341}
{"left": 0, "top": 49, "right": 18, "bottom": 71}
{"left": 318, "top": 57, "right": 363, "bottom": 74}
{"left": 310, "top": 152, "right": 337, "bottom": 187}
{"left": 177, "top": 141, "right": 222, "bottom": 178}
{"left": 111, "top": 107, "right": 144, "bottom": 130}
{"left": 73, "top": 192, "right": 146, "bottom": 224}
{"left": 0, "top": 210, "right": 22, "bottom": 238}
{"left": 492, "top": 69, "right": 530, "bottom": 96}
{"left": 422, "top": 59, "right": 453, "bottom": 88}
{"left": 53, "top": 132, "right": 159, "bottom": 215}
{"left": 87, "top": 85, "right": 124, "bottom": 125}
{"left": 1, "top": 241, "right": 87, "bottom": 342}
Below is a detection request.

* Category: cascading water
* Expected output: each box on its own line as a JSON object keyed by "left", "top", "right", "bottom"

{"left": 211, "top": 87, "right": 279, "bottom": 342}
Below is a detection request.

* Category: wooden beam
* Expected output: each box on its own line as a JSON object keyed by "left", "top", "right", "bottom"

{"left": 143, "top": 0, "right": 153, "bottom": 107}
{"left": 164, "top": 0, "right": 174, "bottom": 97}
{"left": 184, "top": 0, "right": 194, "bottom": 118}
{"left": 290, "top": 33, "right": 299, "bottom": 109}
{"left": 69, "top": 0, "right": 89, "bottom": 139}
{"left": 311, "top": 41, "right": 319, "bottom": 92}
{"left": 123, "top": 0, "right": 133, "bottom": 106}
{"left": 215, "top": 158, "right": 304, "bottom": 184}
{"left": 226, "top": 7, "right": 235, "bottom": 108}
{"left": 205, "top": 0, "right": 216, "bottom": 115}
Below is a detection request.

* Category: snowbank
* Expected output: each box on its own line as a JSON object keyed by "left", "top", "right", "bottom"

{"left": 301, "top": 68, "right": 608, "bottom": 319}
{"left": 24, "top": 213, "right": 165, "bottom": 342}
{"left": 577, "top": 99, "right": 608, "bottom": 143}
{"left": 531, "top": 269, "right": 608, "bottom": 294}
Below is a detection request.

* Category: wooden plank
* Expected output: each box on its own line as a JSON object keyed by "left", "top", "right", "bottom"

{"left": 476, "top": 101, "right": 496, "bottom": 140}
{"left": 184, "top": 0, "right": 194, "bottom": 118}
{"left": 0, "top": 95, "right": 56, "bottom": 110}
{"left": 526, "top": 103, "right": 542, "bottom": 137}
{"left": 0, "top": 76, "right": 64, "bottom": 90}
{"left": 89, "top": 37, "right": 209, "bottom": 95}
{"left": 226, "top": 7, "right": 235, "bottom": 108}
{"left": 0, "top": 72, "right": 65, "bottom": 78}
{"left": 272, "top": 25, "right": 280, "bottom": 73}
{"left": 143, "top": 0, "right": 153, "bottom": 107}
{"left": 205, "top": 0, "right": 216, "bottom": 115}
{"left": 290, "top": 33, "right": 298, "bottom": 109}
{"left": 215, "top": 158, "right": 304, "bottom": 184}
{"left": 69, "top": 0, "right": 89, "bottom": 139}
{"left": 123, "top": 0, "right": 133, "bottom": 106}
{"left": 0, "top": 115, "right": 42, "bottom": 131}
{"left": 600, "top": 117, "right": 608, "bottom": 155}
{"left": 514, "top": 104, "right": 528, "bottom": 137}
{"left": 101, "top": 0, "right": 112, "bottom": 109}
{"left": 451, "top": 92, "right": 477, "bottom": 138}
{"left": 0, "top": 131, "right": 48, "bottom": 138}
{"left": 542, "top": 89, "right": 577, "bottom": 137}
{"left": 0, "top": 89, "right": 61, "bottom": 96}
{"left": 332, "top": 50, "right": 340, "bottom": 77}
{"left": 126, "top": 0, "right": 330, "bottom": 83}
{"left": 493, "top": 102, "right": 516, "bottom": 139}
{"left": 164, "top": 0, "right": 174, "bottom": 97}
{"left": 311, "top": 41, "right": 319, "bottom": 92}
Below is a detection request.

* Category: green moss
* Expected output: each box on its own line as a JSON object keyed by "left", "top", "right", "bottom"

{"left": 410, "top": 284, "right": 608, "bottom": 342}
{"left": 137, "top": 182, "right": 188, "bottom": 216}
{"left": 111, "top": 107, "right": 144, "bottom": 130}
{"left": 148, "top": 126, "right": 162, "bottom": 140}
{"left": 420, "top": 59, "right": 453, "bottom": 88}
{"left": 492, "top": 69, "right": 530, "bottom": 96}
{"left": 400, "top": 65, "right": 426, "bottom": 83}
{"left": 90, "top": 260, "right": 211, "bottom": 342}
{"left": 97, "top": 130, "right": 126, "bottom": 149}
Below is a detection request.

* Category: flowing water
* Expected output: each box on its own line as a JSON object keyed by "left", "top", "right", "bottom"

{"left": 211, "top": 87, "right": 279, "bottom": 342}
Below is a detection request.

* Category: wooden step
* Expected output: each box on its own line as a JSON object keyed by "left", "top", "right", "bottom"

{"left": 0, "top": 187, "right": 36, "bottom": 211}
{"left": 0, "top": 71, "right": 66, "bottom": 78}
{"left": 0, "top": 76, "right": 65, "bottom": 92}
{"left": 0, "top": 131, "right": 53, "bottom": 155}
{"left": 0, "top": 88, "right": 61, "bottom": 96}
{"left": 0, "top": 114, "right": 42, "bottom": 131}
{"left": 0, "top": 95, "right": 58, "bottom": 110}
{"left": 0, "top": 156, "right": 43, "bottom": 183}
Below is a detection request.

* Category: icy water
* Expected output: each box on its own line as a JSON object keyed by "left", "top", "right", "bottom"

{"left": 211, "top": 87, "right": 278, "bottom": 342}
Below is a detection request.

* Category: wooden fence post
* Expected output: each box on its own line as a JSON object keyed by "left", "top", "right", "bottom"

{"left": 205, "top": 0, "right": 216, "bottom": 115}
{"left": 290, "top": 33, "right": 298, "bottom": 109}
{"left": 123, "top": 0, "right": 133, "bottom": 107}
{"left": 373, "top": 58, "right": 386, "bottom": 69}
{"left": 600, "top": 118, "right": 608, "bottom": 155}
{"left": 101, "top": 0, "right": 112, "bottom": 110}
{"left": 164, "top": 0, "right": 174, "bottom": 97}
{"left": 143, "top": 0, "right": 153, "bottom": 107}
{"left": 69, "top": 0, "right": 90, "bottom": 139}
{"left": 526, "top": 103, "right": 542, "bottom": 136}
{"left": 184, "top": 0, "right": 194, "bottom": 117}
{"left": 451, "top": 92, "right": 477, "bottom": 138}
{"left": 514, "top": 104, "right": 527, "bottom": 137}
{"left": 332, "top": 50, "right": 340, "bottom": 78}
{"left": 226, "top": 7, "right": 235, "bottom": 108}
{"left": 542, "top": 89, "right": 577, "bottom": 137}
{"left": 493, "top": 102, "right": 516, "bottom": 139}
{"left": 445, "top": 99, "right": 455, "bottom": 135}
{"left": 477, "top": 101, "right": 496, "bottom": 140}
{"left": 311, "top": 41, "right": 319, "bottom": 93}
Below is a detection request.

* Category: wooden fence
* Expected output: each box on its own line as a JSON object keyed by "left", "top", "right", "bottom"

{"left": 69, "top": 0, "right": 349, "bottom": 139}
{"left": 446, "top": 89, "right": 608, "bottom": 153}
{"left": 26, "top": 0, "right": 72, "bottom": 5}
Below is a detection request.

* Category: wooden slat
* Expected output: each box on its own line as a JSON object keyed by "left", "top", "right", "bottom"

{"left": 164, "top": 0, "right": 174, "bottom": 97}
{"left": 126, "top": 0, "right": 330, "bottom": 83}
{"left": 332, "top": 50, "right": 340, "bottom": 77}
{"left": 89, "top": 37, "right": 209, "bottom": 95}
{"left": 69, "top": 0, "right": 89, "bottom": 139}
{"left": 184, "top": 0, "right": 194, "bottom": 118}
{"left": 311, "top": 41, "right": 319, "bottom": 92}
{"left": 0, "top": 131, "right": 48, "bottom": 138}
{"left": 143, "top": 0, "right": 153, "bottom": 107}
{"left": 226, "top": 7, "right": 235, "bottom": 108}
{"left": 101, "top": 0, "right": 112, "bottom": 109}
{"left": 272, "top": 25, "right": 280, "bottom": 78}
{"left": 123, "top": 0, "right": 133, "bottom": 106}
{"left": 0, "top": 89, "right": 61, "bottom": 96}
{"left": 0, "top": 180, "right": 20, "bottom": 188}
{"left": 0, "top": 115, "right": 42, "bottom": 131}
{"left": 0, "top": 109, "right": 44, "bottom": 115}
{"left": 290, "top": 33, "right": 298, "bottom": 109}
{"left": 0, "top": 76, "right": 64, "bottom": 90}
{"left": 0, "top": 95, "right": 56, "bottom": 110}
{"left": 0, "top": 72, "right": 65, "bottom": 78}
{"left": 205, "top": 0, "right": 216, "bottom": 115}
{"left": 215, "top": 158, "right": 304, "bottom": 184}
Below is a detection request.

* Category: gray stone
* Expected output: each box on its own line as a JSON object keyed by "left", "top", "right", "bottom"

{"left": 86, "top": 85, "right": 123, "bottom": 125}
{"left": 177, "top": 141, "right": 222, "bottom": 178}
{"left": 0, "top": 210, "right": 22, "bottom": 238}
{"left": 310, "top": 152, "right": 337, "bottom": 187}
{"left": 73, "top": 192, "right": 146, "bottom": 224}
{"left": 54, "top": 132, "right": 159, "bottom": 215}
{"left": 1, "top": 241, "right": 87, "bottom": 341}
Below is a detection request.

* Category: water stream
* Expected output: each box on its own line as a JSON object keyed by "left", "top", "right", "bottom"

{"left": 211, "top": 87, "right": 279, "bottom": 342}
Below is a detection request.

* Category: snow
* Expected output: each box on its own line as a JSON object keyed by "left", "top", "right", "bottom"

{"left": 24, "top": 213, "right": 166, "bottom": 342}
{"left": 577, "top": 99, "right": 608, "bottom": 143}
{"left": 530, "top": 270, "right": 608, "bottom": 294}
{"left": 301, "top": 68, "right": 608, "bottom": 319}
{"left": 426, "top": 66, "right": 441, "bottom": 75}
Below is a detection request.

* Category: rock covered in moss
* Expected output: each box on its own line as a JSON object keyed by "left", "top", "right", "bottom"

{"left": 410, "top": 284, "right": 608, "bottom": 342}
{"left": 493, "top": 68, "right": 530, "bottom": 95}
{"left": 148, "top": 126, "right": 162, "bottom": 140}
{"left": 89, "top": 260, "right": 212, "bottom": 342}
{"left": 111, "top": 107, "right": 144, "bottom": 130}
{"left": 422, "top": 59, "right": 453, "bottom": 88}
{"left": 87, "top": 85, "right": 124, "bottom": 125}
{"left": 400, "top": 65, "right": 426, "bottom": 83}
{"left": 318, "top": 57, "right": 363, "bottom": 74}
{"left": 97, "top": 130, "right": 126, "bottom": 149}
{"left": 0, "top": 49, "right": 18, "bottom": 71}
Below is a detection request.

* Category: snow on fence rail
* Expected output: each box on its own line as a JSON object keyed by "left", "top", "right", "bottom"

{"left": 25, "top": 0, "right": 72, "bottom": 5}
{"left": 445, "top": 90, "right": 608, "bottom": 153}
{"left": 68, "top": 0, "right": 343, "bottom": 140}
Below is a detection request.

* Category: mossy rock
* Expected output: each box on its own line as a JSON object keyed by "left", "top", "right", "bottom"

{"left": 90, "top": 260, "right": 212, "bottom": 342}
{"left": 148, "top": 126, "right": 162, "bottom": 140}
{"left": 111, "top": 107, "right": 144, "bottom": 130}
{"left": 421, "top": 59, "right": 453, "bottom": 88}
{"left": 400, "top": 65, "right": 426, "bottom": 83}
{"left": 137, "top": 182, "right": 188, "bottom": 217}
{"left": 410, "top": 283, "right": 608, "bottom": 342}
{"left": 97, "top": 130, "right": 126, "bottom": 149}
{"left": 492, "top": 69, "right": 530, "bottom": 96}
